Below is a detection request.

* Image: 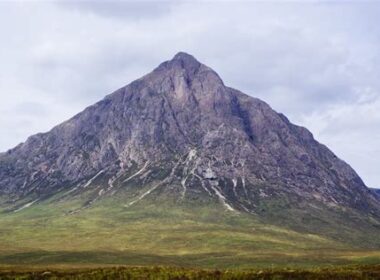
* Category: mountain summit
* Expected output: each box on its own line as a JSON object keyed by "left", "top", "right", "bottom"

{"left": 1, "top": 52, "right": 379, "bottom": 242}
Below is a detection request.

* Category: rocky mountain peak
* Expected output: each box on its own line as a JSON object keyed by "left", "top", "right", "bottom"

{"left": 172, "top": 51, "right": 200, "bottom": 65}
{"left": 151, "top": 52, "right": 224, "bottom": 97}
{"left": 0, "top": 52, "right": 379, "bottom": 229}
{"left": 154, "top": 51, "right": 200, "bottom": 73}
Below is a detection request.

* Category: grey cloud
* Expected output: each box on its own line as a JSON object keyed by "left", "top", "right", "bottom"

{"left": 57, "top": 1, "right": 175, "bottom": 19}
{"left": 12, "top": 102, "right": 49, "bottom": 117}
{"left": 0, "top": 1, "right": 379, "bottom": 187}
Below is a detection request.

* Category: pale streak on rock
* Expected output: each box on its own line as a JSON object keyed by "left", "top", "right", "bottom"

{"left": 241, "top": 177, "right": 248, "bottom": 197}
{"left": 240, "top": 203, "right": 255, "bottom": 214}
{"left": 61, "top": 182, "right": 82, "bottom": 196}
{"left": 209, "top": 184, "right": 235, "bottom": 212}
{"left": 107, "top": 178, "right": 115, "bottom": 191}
{"left": 83, "top": 170, "right": 104, "bottom": 189}
{"left": 126, "top": 158, "right": 181, "bottom": 207}
{"left": 122, "top": 161, "right": 150, "bottom": 183}
{"left": 232, "top": 178, "right": 238, "bottom": 197}
{"left": 193, "top": 173, "right": 213, "bottom": 197}
{"left": 180, "top": 149, "right": 197, "bottom": 200}
{"left": 180, "top": 176, "right": 188, "bottom": 200}
{"left": 13, "top": 199, "right": 39, "bottom": 213}
{"left": 126, "top": 182, "right": 161, "bottom": 207}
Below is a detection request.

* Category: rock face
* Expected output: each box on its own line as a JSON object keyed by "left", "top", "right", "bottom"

{"left": 0, "top": 52, "right": 379, "bottom": 219}
{"left": 371, "top": 188, "right": 380, "bottom": 196}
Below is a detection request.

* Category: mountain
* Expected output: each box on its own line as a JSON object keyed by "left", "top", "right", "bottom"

{"left": 0, "top": 53, "right": 380, "bottom": 266}
{"left": 371, "top": 188, "right": 380, "bottom": 196}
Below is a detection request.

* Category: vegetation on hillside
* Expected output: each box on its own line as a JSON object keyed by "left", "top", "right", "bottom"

{"left": 0, "top": 194, "right": 380, "bottom": 269}
{"left": 1, "top": 265, "right": 380, "bottom": 279}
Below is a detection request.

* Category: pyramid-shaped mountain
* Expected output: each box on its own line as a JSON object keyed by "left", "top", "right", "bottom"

{"left": 1, "top": 52, "right": 379, "bottom": 243}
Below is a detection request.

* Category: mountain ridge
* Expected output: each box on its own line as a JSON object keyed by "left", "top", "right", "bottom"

{"left": 0, "top": 52, "right": 379, "bottom": 243}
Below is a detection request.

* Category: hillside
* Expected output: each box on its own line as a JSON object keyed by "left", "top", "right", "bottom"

{"left": 0, "top": 52, "right": 379, "bottom": 267}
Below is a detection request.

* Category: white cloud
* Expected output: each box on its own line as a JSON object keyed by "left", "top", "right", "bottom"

{"left": 302, "top": 93, "right": 380, "bottom": 187}
{"left": 0, "top": 1, "right": 379, "bottom": 187}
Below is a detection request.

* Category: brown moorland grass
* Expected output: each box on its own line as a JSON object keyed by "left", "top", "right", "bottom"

{"left": 1, "top": 264, "right": 380, "bottom": 279}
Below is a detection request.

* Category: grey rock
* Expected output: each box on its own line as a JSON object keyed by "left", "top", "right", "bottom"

{"left": 0, "top": 52, "right": 378, "bottom": 218}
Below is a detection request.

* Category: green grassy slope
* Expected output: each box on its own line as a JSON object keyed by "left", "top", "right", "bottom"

{"left": 0, "top": 192, "right": 380, "bottom": 269}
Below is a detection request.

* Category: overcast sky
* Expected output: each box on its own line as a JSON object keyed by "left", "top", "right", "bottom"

{"left": 0, "top": 1, "right": 379, "bottom": 188}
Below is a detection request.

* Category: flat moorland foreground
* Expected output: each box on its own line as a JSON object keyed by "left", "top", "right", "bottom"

{"left": 1, "top": 196, "right": 380, "bottom": 279}
{"left": 1, "top": 265, "right": 380, "bottom": 280}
